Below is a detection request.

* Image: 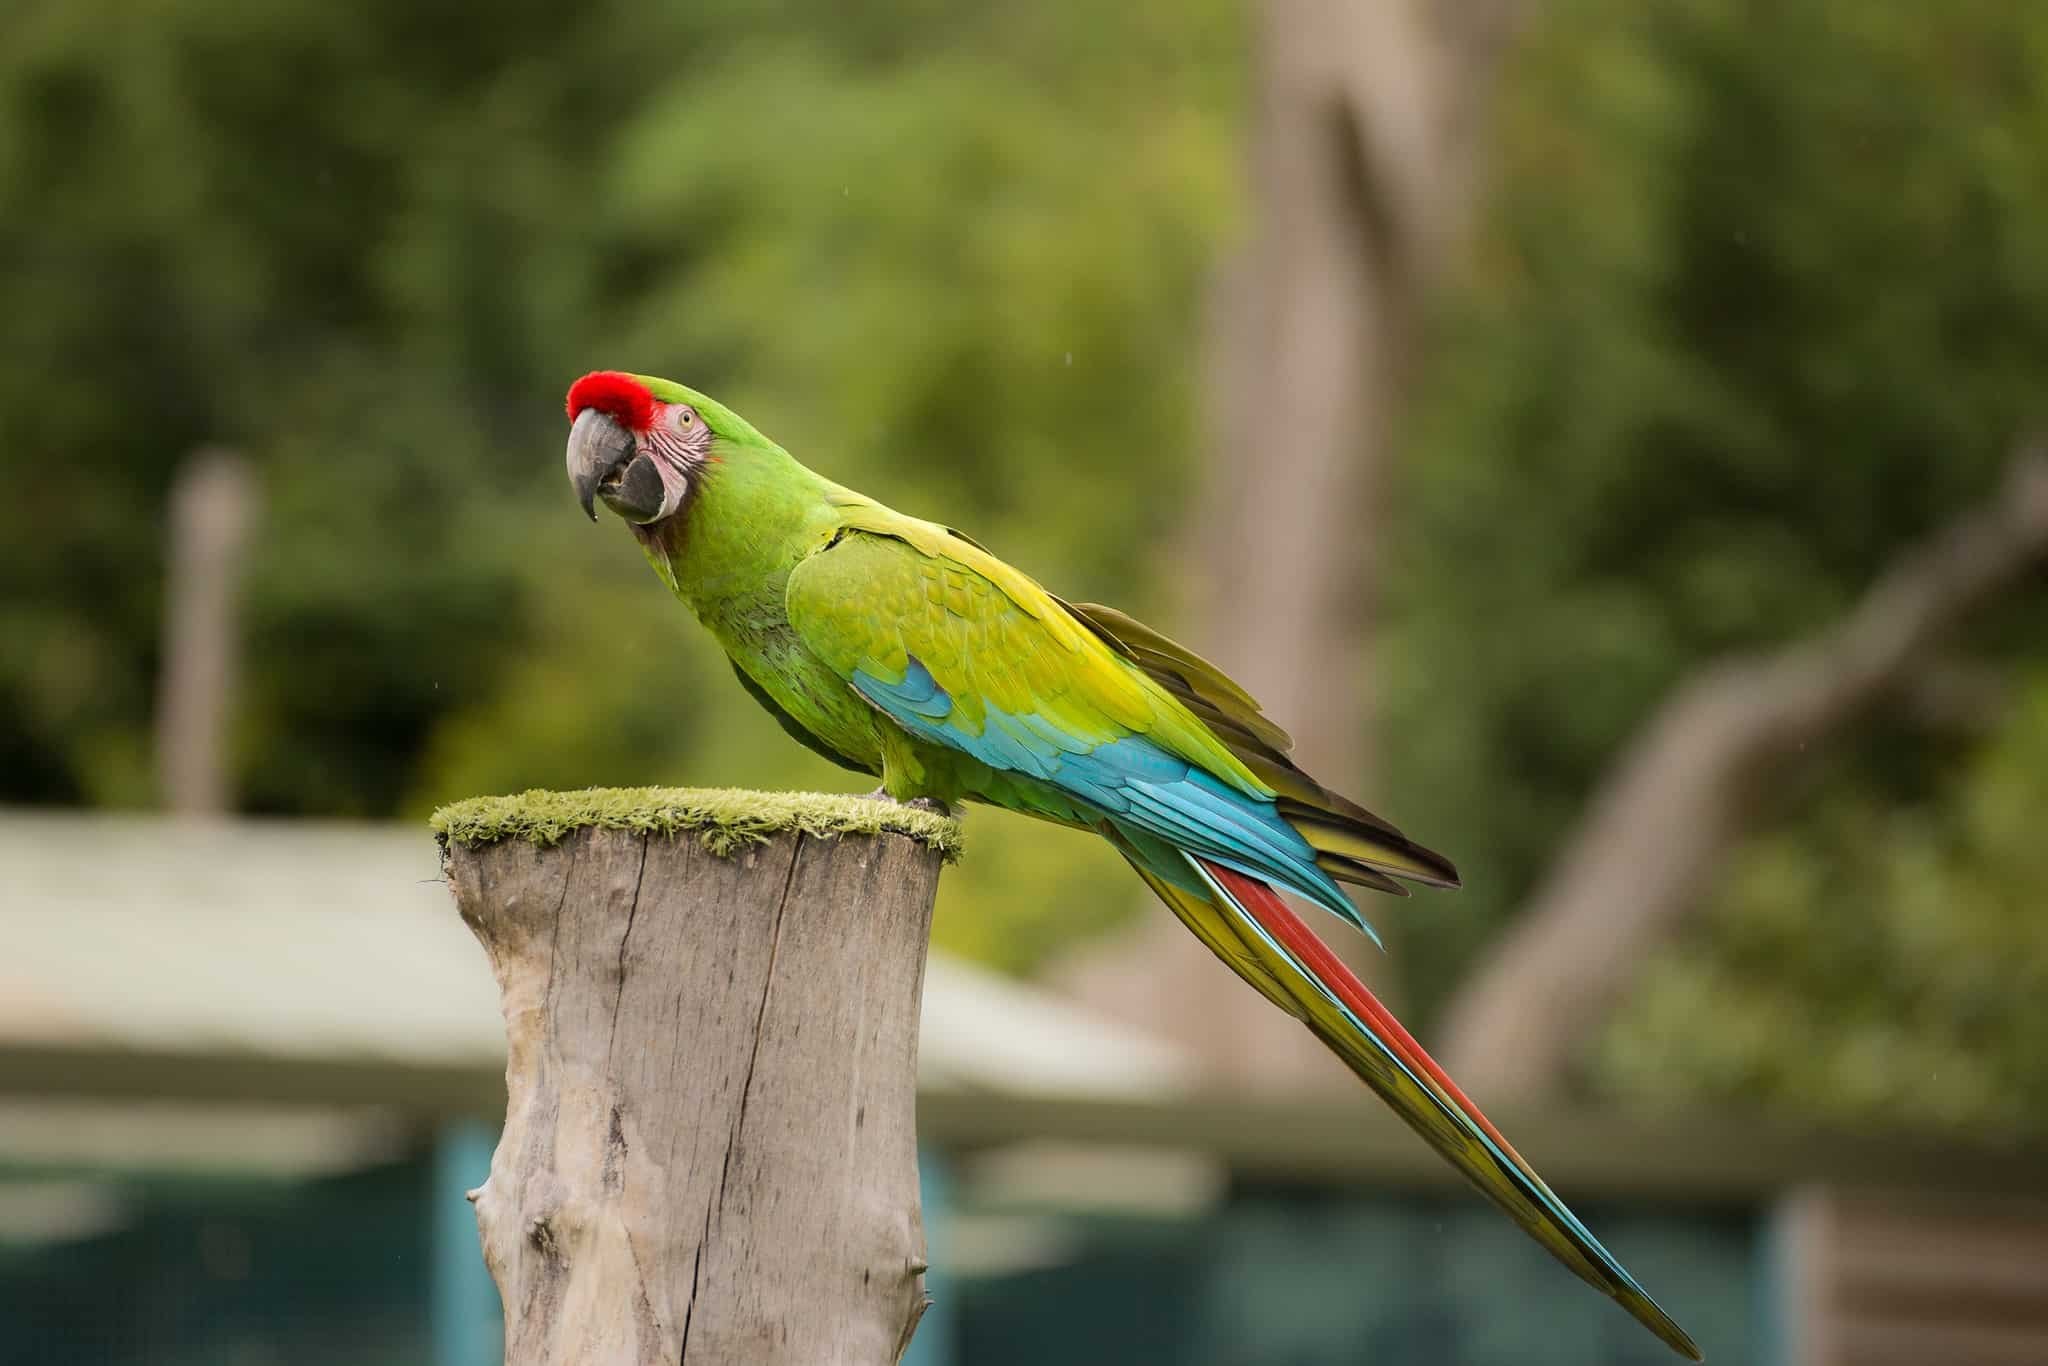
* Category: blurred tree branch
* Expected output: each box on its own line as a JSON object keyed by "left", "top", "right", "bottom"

{"left": 1439, "top": 445, "right": 2048, "bottom": 1104}
{"left": 1894, "top": 658, "right": 2014, "bottom": 737}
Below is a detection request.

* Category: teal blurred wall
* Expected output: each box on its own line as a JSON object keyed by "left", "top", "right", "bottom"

{"left": 0, "top": 1145, "right": 1762, "bottom": 1365}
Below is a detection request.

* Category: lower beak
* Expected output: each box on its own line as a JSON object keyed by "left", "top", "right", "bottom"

{"left": 566, "top": 408, "right": 638, "bottom": 522}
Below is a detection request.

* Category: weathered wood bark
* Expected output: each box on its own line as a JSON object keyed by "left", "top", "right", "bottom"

{"left": 1440, "top": 447, "right": 2048, "bottom": 1102}
{"left": 444, "top": 822, "right": 943, "bottom": 1365}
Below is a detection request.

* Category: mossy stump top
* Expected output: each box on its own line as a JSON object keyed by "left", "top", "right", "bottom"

{"left": 430, "top": 784, "right": 963, "bottom": 860}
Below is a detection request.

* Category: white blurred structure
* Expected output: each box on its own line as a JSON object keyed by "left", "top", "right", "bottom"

{"left": 0, "top": 809, "right": 1194, "bottom": 1115}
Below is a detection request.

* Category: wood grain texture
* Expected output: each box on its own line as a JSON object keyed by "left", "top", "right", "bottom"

{"left": 444, "top": 823, "right": 942, "bottom": 1365}
{"left": 1780, "top": 1187, "right": 2048, "bottom": 1366}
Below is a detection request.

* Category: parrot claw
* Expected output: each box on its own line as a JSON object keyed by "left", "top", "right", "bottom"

{"left": 856, "top": 787, "right": 951, "bottom": 815}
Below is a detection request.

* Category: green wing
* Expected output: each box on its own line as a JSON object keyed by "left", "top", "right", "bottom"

{"left": 785, "top": 508, "right": 1399, "bottom": 932}
{"left": 787, "top": 492, "right": 1456, "bottom": 899}
{"left": 789, "top": 497, "right": 1270, "bottom": 797}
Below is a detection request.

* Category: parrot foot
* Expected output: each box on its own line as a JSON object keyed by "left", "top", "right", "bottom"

{"left": 857, "top": 787, "right": 951, "bottom": 815}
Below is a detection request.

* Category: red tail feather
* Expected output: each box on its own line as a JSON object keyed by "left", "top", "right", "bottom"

{"left": 1199, "top": 859, "right": 1530, "bottom": 1169}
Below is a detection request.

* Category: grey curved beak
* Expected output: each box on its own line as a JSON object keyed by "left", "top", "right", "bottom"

{"left": 566, "top": 408, "right": 638, "bottom": 522}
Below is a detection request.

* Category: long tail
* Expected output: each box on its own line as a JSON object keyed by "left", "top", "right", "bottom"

{"left": 1123, "top": 849, "right": 1703, "bottom": 1361}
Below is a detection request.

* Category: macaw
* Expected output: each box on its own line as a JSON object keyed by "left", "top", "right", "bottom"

{"left": 564, "top": 370, "right": 1701, "bottom": 1360}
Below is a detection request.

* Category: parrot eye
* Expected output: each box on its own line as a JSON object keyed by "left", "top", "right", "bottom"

{"left": 676, "top": 407, "right": 695, "bottom": 427}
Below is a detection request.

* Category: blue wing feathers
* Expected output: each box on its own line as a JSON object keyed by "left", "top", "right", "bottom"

{"left": 1016, "top": 711, "right": 1095, "bottom": 754}
{"left": 890, "top": 656, "right": 943, "bottom": 705}
{"left": 851, "top": 662, "right": 1377, "bottom": 941}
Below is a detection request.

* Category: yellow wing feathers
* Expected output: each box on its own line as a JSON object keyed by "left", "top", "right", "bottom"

{"left": 793, "top": 505, "right": 1271, "bottom": 796}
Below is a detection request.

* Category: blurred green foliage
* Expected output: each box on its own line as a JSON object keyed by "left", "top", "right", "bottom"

{"left": 0, "top": 0, "right": 1238, "bottom": 966}
{"left": 1382, "top": 0, "right": 2048, "bottom": 1126}
{"left": 4, "top": 0, "right": 2046, "bottom": 1129}
{"left": 1601, "top": 680, "right": 2048, "bottom": 1135}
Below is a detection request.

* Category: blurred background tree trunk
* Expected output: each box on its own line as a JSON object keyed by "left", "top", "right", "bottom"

{"left": 1055, "top": 0, "right": 1535, "bottom": 1092}
{"left": 155, "top": 450, "right": 254, "bottom": 817}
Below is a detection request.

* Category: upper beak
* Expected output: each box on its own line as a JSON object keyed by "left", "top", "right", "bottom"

{"left": 566, "top": 408, "right": 638, "bottom": 522}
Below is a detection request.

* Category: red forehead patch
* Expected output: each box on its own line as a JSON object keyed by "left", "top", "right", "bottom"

{"left": 566, "top": 371, "right": 658, "bottom": 431}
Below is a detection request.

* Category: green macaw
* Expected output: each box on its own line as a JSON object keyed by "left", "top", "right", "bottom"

{"left": 564, "top": 370, "right": 1701, "bottom": 1360}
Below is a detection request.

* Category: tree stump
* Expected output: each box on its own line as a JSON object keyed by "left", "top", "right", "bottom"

{"left": 435, "top": 788, "right": 962, "bottom": 1366}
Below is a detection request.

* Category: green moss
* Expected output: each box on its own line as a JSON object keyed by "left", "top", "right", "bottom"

{"left": 430, "top": 786, "right": 962, "bottom": 859}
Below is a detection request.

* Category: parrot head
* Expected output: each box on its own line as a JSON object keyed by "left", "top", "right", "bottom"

{"left": 564, "top": 371, "right": 766, "bottom": 525}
